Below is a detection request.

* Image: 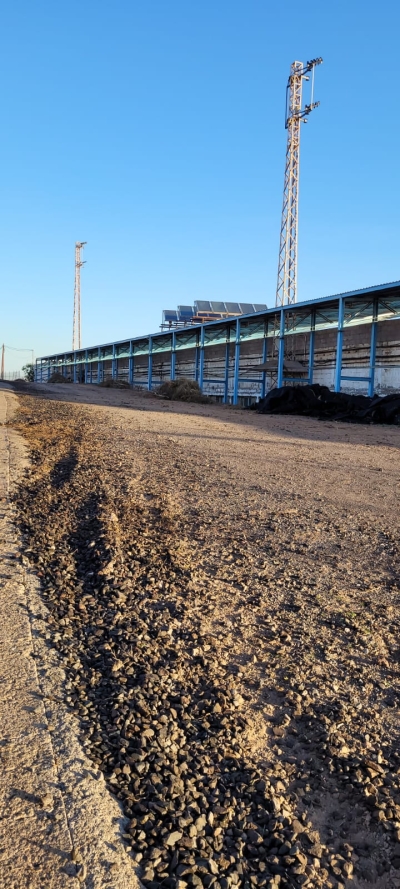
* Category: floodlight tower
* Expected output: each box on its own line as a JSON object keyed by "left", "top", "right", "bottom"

{"left": 72, "top": 241, "right": 87, "bottom": 351}
{"left": 275, "top": 58, "right": 322, "bottom": 307}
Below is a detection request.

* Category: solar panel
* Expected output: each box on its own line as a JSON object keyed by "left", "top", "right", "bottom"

{"left": 163, "top": 310, "right": 178, "bottom": 322}
{"left": 224, "top": 302, "right": 241, "bottom": 314}
{"left": 210, "top": 301, "right": 226, "bottom": 313}
{"left": 194, "top": 300, "right": 212, "bottom": 312}
{"left": 177, "top": 306, "right": 194, "bottom": 319}
{"left": 253, "top": 303, "right": 268, "bottom": 311}
{"left": 239, "top": 303, "right": 256, "bottom": 313}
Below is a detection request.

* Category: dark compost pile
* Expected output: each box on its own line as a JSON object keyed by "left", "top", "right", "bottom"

{"left": 255, "top": 385, "right": 400, "bottom": 425}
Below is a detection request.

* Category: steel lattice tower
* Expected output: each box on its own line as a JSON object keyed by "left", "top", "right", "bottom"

{"left": 275, "top": 58, "right": 322, "bottom": 307}
{"left": 73, "top": 241, "right": 87, "bottom": 351}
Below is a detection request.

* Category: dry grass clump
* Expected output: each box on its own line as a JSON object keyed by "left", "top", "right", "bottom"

{"left": 99, "top": 379, "right": 131, "bottom": 389}
{"left": 156, "top": 378, "right": 210, "bottom": 403}
{"left": 48, "top": 372, "right": 71, "bottom": 383}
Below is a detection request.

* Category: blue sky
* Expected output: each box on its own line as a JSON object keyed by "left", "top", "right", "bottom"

{"left": 1, "top": 0, "right": 399, "bottom": 369}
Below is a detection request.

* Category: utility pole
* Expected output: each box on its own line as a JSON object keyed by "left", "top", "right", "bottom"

{"left": 275, "top": 58, "right": 322, "bottom": 307}
{"left": 73, "top": 242, "right": 87, "bottom": 351}
{"left": 1, "top": 345, "right": 4, "bottom": 380}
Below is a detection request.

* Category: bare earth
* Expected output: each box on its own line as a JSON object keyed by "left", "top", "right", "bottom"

{"left": 4, "top": 381, "right": 400, "bottom": 889}
{"left": 0, "top": 384, "right": 140, "bottom": 889}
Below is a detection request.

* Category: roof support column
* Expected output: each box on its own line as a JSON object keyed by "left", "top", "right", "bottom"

{"left": 97, "top": 347, "right": 101, "bottom": 384}
{"left": 308, "top": 310, "right": 316, "bottom": 384}
{"left": 223, "top": 332, "right": 230, "bottom": 404}
{"left": 368, "top": 299, "right": 378, "bottom": 397}
{"left": 85, "top": 349, "right": 89, "bottom": 383}
{"left": 73, "top": 355, "right": 77, "bottom": 383}
{"left": 129, "top": 342, "right": 134, "bottom": 385}
{"left": 112, "top": 345, "right": 117, "bottom": 380}
{"left": 199, "top": 327, "right": 205, "bottom": 391}
{"left": 233, "top": 318, "right": 241, "bottom": 405}
{"left": 277, "top": 309, "right": 285, "bottom": 388}
{"left": 261, "top": 327, "right": 268, "bottom": 399}
{"left": 148, "top": 337, "right": 153, "bottom": 391}
{"left": 171, "top": 332, "right": 176, "bottom": 380}
{"left": 334, "top": 297, "right": 345, "bottom": 392}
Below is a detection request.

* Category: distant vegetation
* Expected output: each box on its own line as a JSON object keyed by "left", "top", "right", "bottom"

{"left": 22, "top": 363, "right": 34, "bottom": 382}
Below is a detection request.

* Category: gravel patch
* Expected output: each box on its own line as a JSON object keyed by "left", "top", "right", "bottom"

{"left": 10, "top": 385, "right": 400, "bottom": 889}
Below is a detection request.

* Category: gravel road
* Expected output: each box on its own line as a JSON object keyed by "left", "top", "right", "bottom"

{"left": 9, "top": 382, "right": 400, "bottom": 889}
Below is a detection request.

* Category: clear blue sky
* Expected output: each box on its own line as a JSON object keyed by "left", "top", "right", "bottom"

{"left": 1, "top": 0, "right": 399, "bottom": 369}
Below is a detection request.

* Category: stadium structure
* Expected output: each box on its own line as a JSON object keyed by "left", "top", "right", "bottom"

{"left": 35, "top": 281, "right": 400, "bottom": 404}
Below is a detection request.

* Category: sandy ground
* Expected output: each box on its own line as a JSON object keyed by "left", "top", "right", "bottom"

{"left": 0, "top": 384, "right": 140, "bottom": 889}
{"left": 4, "top": 380, "right": 400, "bottom": 889}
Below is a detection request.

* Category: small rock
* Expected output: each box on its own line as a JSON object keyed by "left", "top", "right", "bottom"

{"left": 166, "top": 830, "right": 183, "bottom": 846}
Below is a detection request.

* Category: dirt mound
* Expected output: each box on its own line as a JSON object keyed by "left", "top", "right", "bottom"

{"left": 255, "top": 384, "right": 400, "bottom": 425}
{"left": 156, "top": 378, "right": 210, "bottom": 403}
{"left": 99, "top": 379, "right": 131, "bottom": 389}
{"left": 48, "top": 372, "right": 71, "bottom": 383}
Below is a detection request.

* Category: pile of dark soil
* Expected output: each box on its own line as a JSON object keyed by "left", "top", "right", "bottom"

{"left": 48, "top": 372, "right": 71, "bottom": 383}
{"left": 255, "top": 384, "right": 400, "bottom": 425}
{"left": 156, "top": 379, "right": 210, "bottom": 404}
{"left": 99, "top": 379, "right": 131, "bottom": 389}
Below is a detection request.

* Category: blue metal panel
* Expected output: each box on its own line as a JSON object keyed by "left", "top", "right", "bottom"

{"left": 233, "top": 319, "right": 241, "bottom": 405}
{"left": 148, "top": 336, "right": 153, "bottom": 390}
{"left": 277, "top": 309, "right": 284, "bottom": 388}
{"left": 341, "top": 376, "right": 371, "bottom": 382}
{"left": 171, "top": 331, "right": 176, "bottom": 380}
{"left": 334, "top": 297, "right": 345, "bottom": 392}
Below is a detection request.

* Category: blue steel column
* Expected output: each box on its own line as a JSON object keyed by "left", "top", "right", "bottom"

{"left": 308, "top": 310, "right": 316, "bottom": 384}
{"left": 171, "top": 332, "right": 176, "bottom": 380}
{"left": 97, "top": 347, "right": 101, "bottom": 383}
{"left": 148, "top": 336, "right": 153, "bottom": 391}
{"left": 194, "top": 341, "right": 199, "bottom": 382}
{"left": 233, "top": 318, "right": 241, "bottom": 405}
{"left": 112, "top": 345, "right": 117, "bottom": 380}
{"left": 85, "top": 349, "right": 89, "bottom": 383}
{"left": 368, "top": 299, "right": 378, "bottom": 397}
{"left": 334, "top": 297, "right": 345, "bottom": 392}
{"left": 198, "top": 327, "right": 205, "bottom": 391}
{"left": 261, "top": 330, "right": 268, "bottom": 399}
{"left": 277, "top": 309, "right": 285, "bottom": 388}
{"left": 223, "top": 331, "right": 230, "bottom": 404}
{"left": 129, "top": 342, "right": 134, "bottom": 385}
{"left": 73, "top": 354, "right": 77, "bottom": 383}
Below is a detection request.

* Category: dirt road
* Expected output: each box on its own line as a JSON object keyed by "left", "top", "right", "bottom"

{"left": 7, "top": 382, "right": 400, "bottom": 889}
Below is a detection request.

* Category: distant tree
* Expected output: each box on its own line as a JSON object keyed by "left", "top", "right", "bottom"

{"left": 22, "top": 363, "right": 34, "bottom": 382}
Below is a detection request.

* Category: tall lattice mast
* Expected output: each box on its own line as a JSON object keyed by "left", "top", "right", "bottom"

{"left": 275, "top": 58, "right": 322, "bottom": 307}
{"left": 73, "top": 241, "right": 87, "bottom": 351}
